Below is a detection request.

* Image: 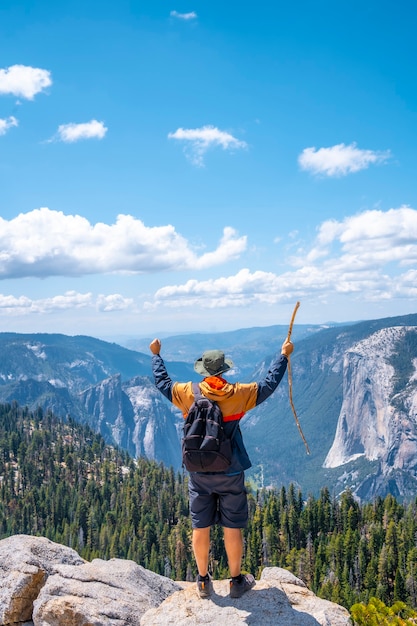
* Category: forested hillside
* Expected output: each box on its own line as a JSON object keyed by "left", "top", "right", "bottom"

{"left": 1, "top": 315, "right": 417, "bottom": 501}
{"left": 1, "top": 401, "right": 417, "bottom": 614}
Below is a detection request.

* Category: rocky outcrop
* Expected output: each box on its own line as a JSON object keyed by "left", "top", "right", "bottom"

{"left": 0, "top": 534, "right": 84, "bottom": 625}
{"left": 0, "top": 535, "right": 351, "bottom": 626}
{"left": 34, "top": 557, "right": 179, "bottom": 626}
{"left": 142, "top": 567, "right": 352, "bottom": 626}
{"left": 0, "top": 535, "right": 180, "bottom": 626}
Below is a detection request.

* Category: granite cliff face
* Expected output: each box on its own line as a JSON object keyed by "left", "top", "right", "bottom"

{"left": 323, "top": 326, "right": 417, "bottom": 499}
{"left": 0, "top": 535, "right": 351, "bottom": 626}
{"left": 79, "top": 374, "right": 182, "bottom": 469}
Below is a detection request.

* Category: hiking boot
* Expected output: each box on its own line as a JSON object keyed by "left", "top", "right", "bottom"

{"left": 229, "top": 573, "right": 256, "bottom": 598}
{"left": 196, "top": 574, "right": 213, "bottom": 599}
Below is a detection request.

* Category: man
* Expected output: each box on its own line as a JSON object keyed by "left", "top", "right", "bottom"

{"left": 149, "top": 336, "right": 294, "bottom": 599}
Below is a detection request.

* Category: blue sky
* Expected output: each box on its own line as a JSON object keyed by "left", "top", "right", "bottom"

{"left": 1, "top": 0, "right": 416, "bottom": 340}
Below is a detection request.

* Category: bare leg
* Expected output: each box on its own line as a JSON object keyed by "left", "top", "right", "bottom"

{"left": 192, "top": 527, "right": 211, "bottom": 576}
{"left": 223, "top": 527, "right": 243, "bottom": 577}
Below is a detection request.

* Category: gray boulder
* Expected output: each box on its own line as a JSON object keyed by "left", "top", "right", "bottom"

{"left": 0, "top": 535, "right": 351, "bottom": 626}
{"left": 141, "top": 567, "right": 352, "bottom": 626}
{"left": 0, "top": 534, "right": 84, "bottom": 625}
{"left": 33, "top": 557, "right": 180, "bottom": 626}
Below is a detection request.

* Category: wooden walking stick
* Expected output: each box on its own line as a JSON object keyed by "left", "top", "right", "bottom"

{"left": 286, "top": 301, "right": 310, "bottom": 454}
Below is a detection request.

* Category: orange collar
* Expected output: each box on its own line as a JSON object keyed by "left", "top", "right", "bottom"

{"left": 204, "top": 375, "right": 228, "bottom": 390}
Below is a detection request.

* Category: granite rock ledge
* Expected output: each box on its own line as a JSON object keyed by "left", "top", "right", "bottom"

{"left": 0, "top": 535, "right": 351, "bottom": 626}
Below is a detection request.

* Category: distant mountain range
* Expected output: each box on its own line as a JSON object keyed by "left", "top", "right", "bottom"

{"left": 1, "top": 312, "right": 416, "bottom": 502}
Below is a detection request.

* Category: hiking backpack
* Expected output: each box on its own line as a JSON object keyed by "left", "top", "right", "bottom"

{"left": 182, "top": 383, "right": 233, "bottom": 472}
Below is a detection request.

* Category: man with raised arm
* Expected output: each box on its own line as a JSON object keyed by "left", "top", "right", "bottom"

{"left": 149, "top": 337, "right": 294, "bottom": 599}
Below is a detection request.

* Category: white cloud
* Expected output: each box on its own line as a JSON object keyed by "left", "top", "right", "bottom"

{"left": 170, "top": 10, "right": 197, "bottom": 19}
{"left": 97, "top": 294, "right": 134, "bottom": 312}
{"left": 35, "top": 291, "right": 93, "bottom": 312}
{"left": 0, "top": 116, "right": 18, "bottom": 136}
{"left": 147, "top": 206, "right": 417, "bottom": 310}
{"left": 168, "top": 125, "right": 247, "bottom": 166}
{"left": 2, "top": 206, "right": 416, "bottom": 323}
{"left": 0, "top": 64, "right": 52, "bottom": 100}
{"left": 0, "top": 291, "right": 91, "bottom": 313}
{"left": 53, "top": 120, "right": 108, "bottom": 143}
{"left": 307, "top": 206, "right": 417, "bottom": 267}
{"left": 193, "top": 227, "right": 247, "bottom": 269}
{"left": 0, "top": 291, "right": 133, "bottom": 315}
{"left": 298, "top": 142, "right": 391, "bottom": 177}
{"left": 0, "top": 294, "right": 32, "bottom": 310}
{"left": 147, "top": 265, "right": 336, "bottom": 310}
{"left": 0, "top": 207, "right": 247, "bottom": 279}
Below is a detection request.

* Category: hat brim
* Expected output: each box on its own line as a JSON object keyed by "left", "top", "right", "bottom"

{"left": 194, "top": 357, "right": 234, "bottom": 377}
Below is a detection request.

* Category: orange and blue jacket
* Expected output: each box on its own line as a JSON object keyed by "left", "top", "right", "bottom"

{"left": 151, "top": 352, "right": 288, "bottom": 474}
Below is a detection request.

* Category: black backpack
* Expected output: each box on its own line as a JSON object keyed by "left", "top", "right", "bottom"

{"left": 182, "top": 383, "right": 233, "bottom": 473}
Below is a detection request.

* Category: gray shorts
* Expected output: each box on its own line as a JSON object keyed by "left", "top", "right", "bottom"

{"left": 188, "top": 472, "right": 248, "bottom": 529}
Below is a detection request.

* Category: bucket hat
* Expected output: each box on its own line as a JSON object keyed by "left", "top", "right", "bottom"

{"left": 194, "top": 350, "right": 234, "bottom": 377}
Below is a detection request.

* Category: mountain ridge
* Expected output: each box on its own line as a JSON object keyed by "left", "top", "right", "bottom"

{"left": 0, "top": 312, "right": 416, "bottom": 500}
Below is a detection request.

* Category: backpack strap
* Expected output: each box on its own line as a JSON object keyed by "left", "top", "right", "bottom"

{"left": 192, "top": 382, "right": 202, "bottom": 400}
